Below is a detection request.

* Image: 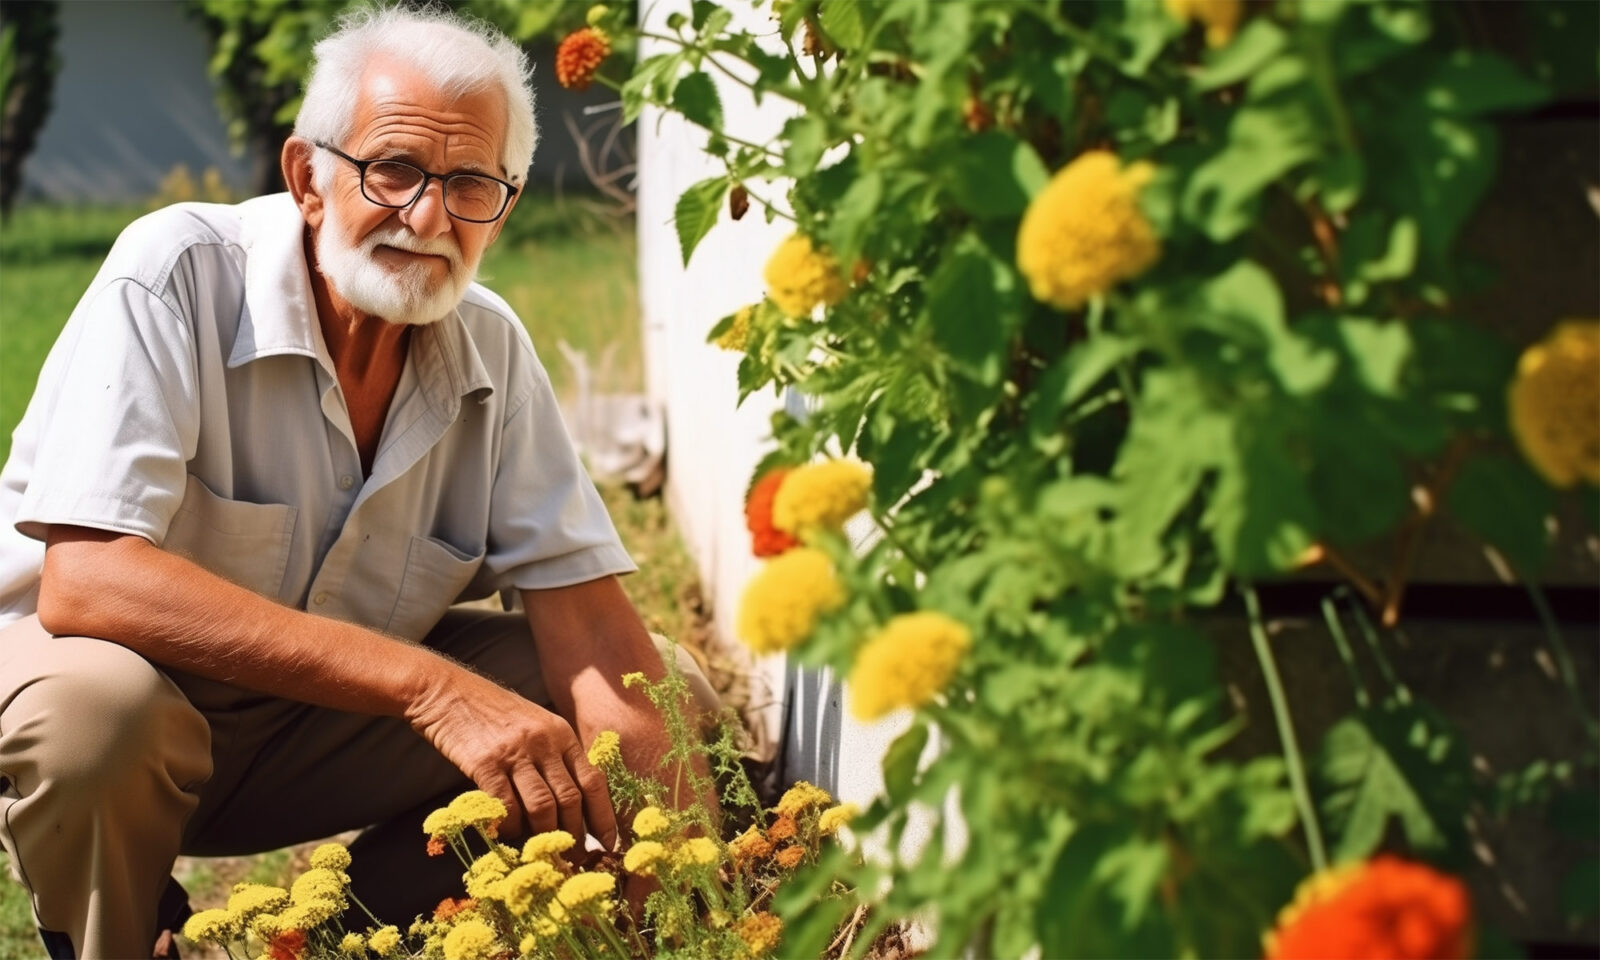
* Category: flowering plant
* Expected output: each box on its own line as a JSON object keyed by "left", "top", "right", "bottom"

{"left": 574, "top": 0, "right": 1598, "bottom": 956}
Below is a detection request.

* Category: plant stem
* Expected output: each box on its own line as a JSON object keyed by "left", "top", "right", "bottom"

{"left": 1321, "top": 594, "right": 1370, "bottom": 709}
{"left": 1244, "top": 583, "right": 1328, "bottom": 872}
{"left": 1523, "top": 578, "right": 1599, "bottom": 740}
{"left": 1347, "top": 593, "right": 1409, "bottom": 704}
{"left": 638, "top": 31, "right": 809, "bottom": 106}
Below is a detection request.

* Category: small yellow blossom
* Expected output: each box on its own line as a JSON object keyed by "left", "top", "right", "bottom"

{"left": 447, "top": 791, "right": 508, "bottom": 830}
{"left": 367, "top": 926, "right": 402, "bottom": 957}
{"left": 557, "top": 872, "right": 617, "bottom": 909}
{"left": 764, "top": 233, "right": 847, "bottom": 318}
{"left": 737, "top": 547, "right": 846, "bottom": 654}
{"left": 502, "top": 861, "right": 564, "bottom": 916}
{"left": 249, "top": 913, "right": 283, "bottom": 939}
{"left": 1163, "top": 0, "right": 1243, "bottom": 48}
{"left": 181, "top": 908, "right": 239, "bottom": 943}
{"left": 621, "top": 671, "right": 647, "bottom": 687}
{"left": 520, "top": 932, "right": 540, "bottom": 954}
{"left": 290, "top": 868, "right": 346, "bottom": 906}
{"left": 587, "top": 730, "right": 622, "bottom": 767}
{"left": 715, "top": 305, "right": 756, "bottom": 351}
{"left": 736, "top": 912, "right": 784, "bottom": 955}
{"left": 776, "top": 780, "right": 832, "bottom": 817}
{"left": 623, "top": 840, "right": 667, "bottom": 876}
{"left": 280, "top": 898, "right": 341, "bottom": 930}
{"left": 464, "top": 853, "right": 511, "bottom": 900}
{"left": 1016, "top": 150, "right": 1160, "bottom": 310}
{"left": 422, "top": 807, "right": 464, "bottom": 837}
{"left": 226, "top": 883, "right": 288, "bottom": 919}
{"left": 849, "top": 611, "right": 972, "bottom": 720}
{"left": 522, "top": 830, "right": 576, "bottom": 862}
{"left": 310, "top": 843, "right": 352, "bottom": 872}
{"left": 674, "top": 836, "right": 720, "bottom": 868}
{"left": 772, "top": 460, "right": 872, "bottom": 536}
{"left": 442, "top": 918, "right": 497, "bottom": 960}
{"left": 1509, "top": 321, "right": 1599, "bottom": 488}
{"left": 818, "top": 802, "right": 860, "bottom": 835}
{"left": 633, "top": 805, "right": 671, "bottom": 838}
{"left": 340, "top": 931, "right": 367, "bottom": 955}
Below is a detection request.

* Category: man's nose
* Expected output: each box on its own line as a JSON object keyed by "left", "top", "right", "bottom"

{"left": 399, "top": 178, "right": 452, "bottom": 239}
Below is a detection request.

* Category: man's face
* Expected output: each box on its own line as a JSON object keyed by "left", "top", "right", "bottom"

{"left": 313, "top": 56, "right": 513, "bottom": 326}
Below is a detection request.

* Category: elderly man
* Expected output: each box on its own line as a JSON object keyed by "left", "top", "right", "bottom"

{"left": 0, "top": 8, "right": 705, "bottom": 958}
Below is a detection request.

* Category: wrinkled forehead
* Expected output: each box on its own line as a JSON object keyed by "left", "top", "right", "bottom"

{"left": 347, "top": 52, "right": 510, "bottom": 168}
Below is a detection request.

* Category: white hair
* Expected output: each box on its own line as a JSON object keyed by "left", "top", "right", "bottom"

{"left": 295, "top": 5, "right": 537, "bottom": 183}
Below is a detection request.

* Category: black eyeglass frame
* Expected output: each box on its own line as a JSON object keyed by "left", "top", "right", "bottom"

{"left": 314, "top": 141, "right": 519, "bottom": 223}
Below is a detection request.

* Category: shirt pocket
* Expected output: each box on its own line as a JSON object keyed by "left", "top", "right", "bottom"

{"left": 384, "top": 535, "right": 486, "bottom": 641}
{"left": 162, "top": 475, "right": 297, "bottom": 601}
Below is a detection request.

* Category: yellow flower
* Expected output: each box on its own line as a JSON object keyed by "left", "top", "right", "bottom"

{"left": 290, "top": 868, "right": 347, "bottom": 906}
{"left": 587, "top": 730, "right": 622, "bottom": 768}
{"left": 1163, "top": 0, "right": 1243, "bottom": 48}
{"left": 367, "top": 926, "right": 402, "bottom": 957}
{"left": 502, "top": 860, "right": 563, "bottom": 916}
{"left": 849, "top": 611, "right": 972, "bottom": 720}
{"left": 442, "top": 918, "right": 498, "bottom": 960}
{"left": 519, "top": 933, "right": 540, "bottom": 954}
{"left": 423, "top": 806, "right": 464, "bottom": 837}
{"left": 557, "top": 872, "right": 617, "bottom": 909}
{"left": 340, "top": 931, "right": 367, "bottom": 955}
{"left": 310, "top": 843, "right": 352, "bottom": 872}
{"left": 736, "top": 548, "right": 846, "bottom": 654}
{"left": 280, "top": 898, "right": 341, "bottom": 930}
{"left": 736, "top": 912, "right": 784, "bottom": 955}
{"left": 622, "top": 671, "right": 647, "bottom": 687}
{"left": 249, "top": 913, "right": 283, "bottom": 939}
{"left": 226, "top": 883, "right": 288, "bottom": 919}
{"left": 181, "top": 908, "right": 239, "bottom": 943}
{"left": 674, "top": 836, "right": 720, "bottom": 868}
{"left": 464, "top": 853, "right": 511, "bottom": 900}
{"left": 764, "top": 233, "right": 847, "bottom": 318}
{"left": 772, "top": 460, "right": 872, "bottom": 536}
{"left": 1509, "top": 320, "right": 1599, "bottom": 488}
{"left": 716, "top": 304, "right": 756, "bottom": 351}
{"left": 522, "top": 830, "right": 576, "bottom": 862}
{"left": 623, "top": 840, "right": 667, "bottom": 876}
{"left": 818, "top": 803, "right": 859, "bottom": 835}
{"left": 447, "top": 790, "right": 508, "bottom": 830}
{"left": 1016, "top": 150, "right": 1161, "bottom": 310}
{"left": 776, "top": 780, "right": 832, "bottom": 817}
{"left": 632, "top": 805, "right": 671, "bottom": 838}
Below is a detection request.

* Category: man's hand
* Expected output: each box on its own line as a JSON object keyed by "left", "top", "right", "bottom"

{"left": 405, "top": 668, "right": 618, "bottom": 848}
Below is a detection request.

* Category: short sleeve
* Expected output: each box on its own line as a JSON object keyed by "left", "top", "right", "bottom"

{"left": 482, "top": 370, "right": 637, "bottom": 589}
{"left": 13, "top": 278, "right": 198, "bottom": 544}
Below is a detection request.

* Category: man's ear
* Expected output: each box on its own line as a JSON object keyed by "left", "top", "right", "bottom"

{"left": 282, "top": 137, "right": 325, "bottom": 230}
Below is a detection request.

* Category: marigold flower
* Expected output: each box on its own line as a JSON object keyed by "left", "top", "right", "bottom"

{"left": 849, "top": 611, "right": 972, "bottom": 720}
{"left": 746, "top": 467, "right": 802, "bottom": 558}
{"left": 426, "top": 835, "right": 447, "bottom": 857}
{"left": 182, "top": 908, "right": 239, "bottom": 943}
{"left": 774, "top": 845, "right": 806, "bottom": 869}
{"left": 1264, "top": 856, "right": 1473, "bottom": 960}
{"left": 290, "top": 869, "right": 346, "bottom": 906}
{"left": 729, "top": 825, "right": 775, "bottom": 866}
{"left": 442, "top": 918, "right": 498, "bottom": 960}
{"left": 736, "top": 912, "right": 784, "bottom": 955}
{"left": 447, "top": 791, "right": 508, "bottom": 832}
{"left": 503, "top": 861, "right": 563, "bottom": 916}
{"left": 766, "top": 814, "right": 797, "bottom": 843}
{"left": 557, "top": 871, "right": 617, "bottom": 909}
{"left": 587, "top": 729, "right": 622, "bottom": 767}
{"left": 737, "top": 548, "right": 846, "bottom": 654}
{"left": 1016, "top": 150, "right": 1161, "bottom": 310}
{"left": 367, "top": 926, "right": 402, "bottom": 957}
{"left": 227, "top": 883, "right": 289, "bottom": 920}
{"left": 555, "top": 27, "right": 611, "bottom": 91}
{"left": 772, "top": 459, "right": 871, "bottom": 536}
{"left": 309, "top": 843, "right": 352, "bottom": 872}
{"left": 632, "top": 805, "right": 671, "bottom": 838}
{"left": 674, "top": 836, "right": 720, "bottom": 868}
{"left": 717, "top": 304, "right": 755, "bottom": 352}
{"left": 776, "top": 780, "right": 833, "bottom": 817}
{"left": 267, "top": 929, "right": 308, "bottom": 960}
{"left": 818, "top": 802, "right": 859, "bottom": 835}
{"left": 1509, "top": 321, "right": 1599, "bottom": 488}
{"left": 764, "top": 233, "right": 847, "bottom": 318}
{"left": 1163, "top": 0, "right": 1243, "bottom": 48}
{"left": 522, "top": 830, "right": 577, "bottom": 862}
{"left": 340, "top": 931, "right": 366, "bottom": 955}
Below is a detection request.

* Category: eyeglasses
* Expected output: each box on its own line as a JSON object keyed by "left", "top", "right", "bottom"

{"left": 315, "top": 142, "right": 518, "bottom": 223}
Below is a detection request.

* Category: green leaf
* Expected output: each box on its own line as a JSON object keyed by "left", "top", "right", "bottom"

{"left": 1337, "top": 318, "right": 1411, "bottom": 396}
{"left": 1424, "top": 50, "right": 1550, "bottom": 117}
{"left": 1206, "top": 415, "right": 1318, "bottom": 575}
{"left": 1445, "top": 455, "right": 1554, "bottom": 574}
{"left": 690, "top": 0, "right": 717, "bottom": 30}
{"left": 819, "top": 0, "right": 865, "bottom": 49}
{"left": 1063, "top": 334, "right": 1138, "bottom": 409}
{"left": 1193, "top": 19, "right": 1287, "bottom": 91}
{"left": 926, "top": 235, "right": 1022, "bottom": 386}
{"left": 943, "top": 132, "right": 1049, "bottom": 219}
{"left": 781, "top": 114, "right": 829, "bottom": 177}
{"left": 825, "top": 169, "right": 883, "bottom": 269}
{"left": 1183, "top": 76, "right": 1321, "bottom": 240}
{"left": 882, "top": 721, "right": 929, "bottom": 803}
{"left": 671, "top": 70, "right": 723, "bottom": 131}
{"left": 673, "top": 177, "right": 727, "bottom": 268}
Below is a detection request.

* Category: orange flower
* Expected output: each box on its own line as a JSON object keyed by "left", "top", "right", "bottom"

{"left": 1264, "top": 856, "right": 1472, "bottom": 960}
{"left": 774, "top": 845, "right": 805, "bottom": 870}
{"left": 765, "top": 814, "right": 797, "bottom": 843}
{"left": 556, "top": 28, "right": 610, "bottom": 91}
{"left": 267, "top": 929, "right": 307, "bottom": 960}
{"left": 426, "top": 835, "right": 446, "bottom": 857}
{"left": 745, "top": 468, "right": 800, "bottom": 558}
{"left": 433, "top": 897, "right": 477, "bottom": 923}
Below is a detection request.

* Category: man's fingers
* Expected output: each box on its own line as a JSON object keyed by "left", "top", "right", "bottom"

{"left": 540, "top": 759, "right": 589, "bottom": 853}
{"left": 510, "top": 760, "right": 559, "bottom": 836}
{"left": 477, "top": 769, "right": 526, "bottom": 838}
{"left": 566, "top": 743, "right": 619, "bottom": 851}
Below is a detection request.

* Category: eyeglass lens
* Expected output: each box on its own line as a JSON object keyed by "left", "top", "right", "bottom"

{"left": 363, "top": 161, "right": 508, "bottom": 221}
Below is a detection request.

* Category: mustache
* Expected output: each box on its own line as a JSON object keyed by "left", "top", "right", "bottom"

{"left": 362, "top": 225, "right": 464, "bottom": 271}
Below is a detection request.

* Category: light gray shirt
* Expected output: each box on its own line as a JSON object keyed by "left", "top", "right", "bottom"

{"left": 0, "top": 193, "right": 635, "bottom": 640}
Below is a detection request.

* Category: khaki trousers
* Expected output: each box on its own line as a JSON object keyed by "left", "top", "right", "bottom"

{"left": 0, "top": 609, "right": 717, "bottom": 959}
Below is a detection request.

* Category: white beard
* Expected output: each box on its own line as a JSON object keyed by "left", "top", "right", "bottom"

{"left": 314, "top": 204, "right": 478, "bottom": 327}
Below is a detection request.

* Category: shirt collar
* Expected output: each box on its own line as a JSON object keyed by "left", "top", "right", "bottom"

{"left": 229, "top": 193, "right": 495, "bottom": 405}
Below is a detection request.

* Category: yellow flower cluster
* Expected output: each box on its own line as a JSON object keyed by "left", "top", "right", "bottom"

{"left": 521, "top": 830, "right": 576, "bottom": 862}
{"left": 587, "top": 729, "right": 622, "bottom": 768}
{"left": 1509, "top": 320, "right": 1599, "bottom": 488}
{"left": 182, "top": 908, "right": 239, "bottom": 943}
{"left": 225, "top": 882, "right": 288, "bottom": 920}
{"left": 1163, "top": 0, "right": 1243, "bottom": 47}
{"left": 737, "top": 547, "right": 846, "bottom": 654}
{"left": 1016, "top": 150, "right": 1161, "bottom": 310}
{"left": 736, "top": 911, "right": 784, "bottom": 955}
{"left": 502, "top": 861, "right": 564, "bottom": 915}
{"left": 715, "top": 304, "right": 755, "bottom": 351}
{"left": 339, "top": 931, "right": 366, "bottom": 955}
{"left": 633, "top": 805, "right": 671, "bottom": 838}
{"left": 442, "top": 917, "right": 497, "bottom": 960}
{"left": 674, "top": 836, "right": 720, "bottom": 868}
{"left": 772, "top": 459, "right": 872, "bottom": 536}
{"left": 623, "top": 839, "right": 667, "bottom": 876}
{"left": 465, "top": 852, "right": 511, "bottom": 900}
{"left": 368, "top": 925, "right": 402, "bottom": 956}
{"left": 776, "top": 780, "right": 832, "bottom": 817}
{"left": 850, "top": 611, "right": 973, "bottom": 720}
{"left": 309, "top": 842, "right": 352, "bottom": 872}
{"left": 764, "top": 233, "right": 847, "bottom": 318}
{"left": 556, "top": 871, "right": 617, "bottom": 909}
{"left": 425, "top": 790, "right": 509, "bottom": 841}
{"left": 818, "top": 803, "right": 859, "bottom": 835}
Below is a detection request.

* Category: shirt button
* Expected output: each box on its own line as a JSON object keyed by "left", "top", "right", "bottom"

{"left": 313, "top": 592, "right": 329, "bottom": 606}
{"left": 338, "top": 475, "right": 355, "bottom": 490}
